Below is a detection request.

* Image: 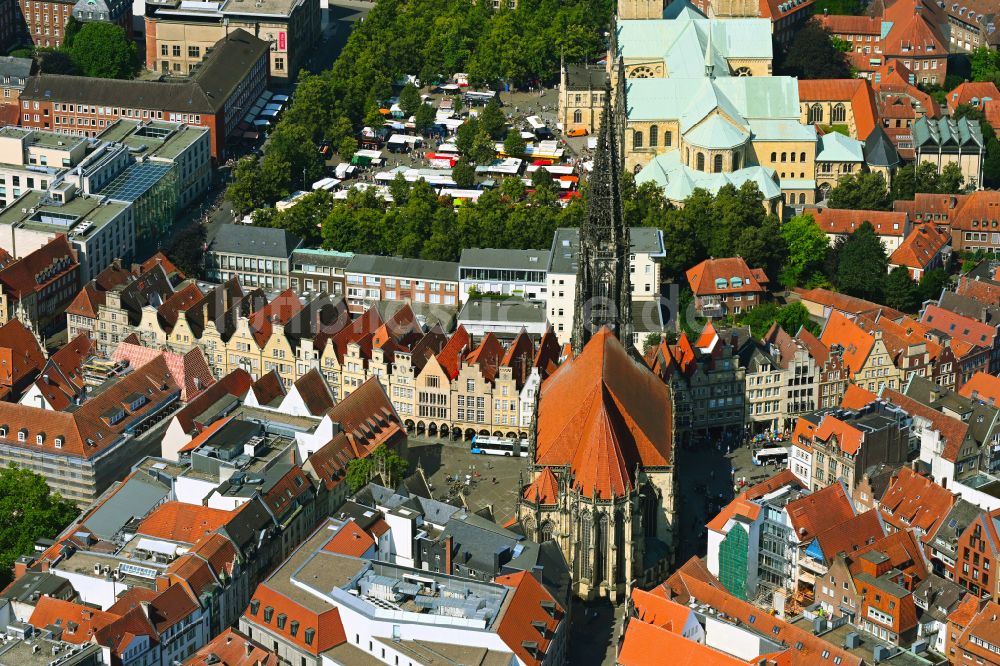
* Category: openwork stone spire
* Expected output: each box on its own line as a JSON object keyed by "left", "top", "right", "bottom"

{"left": 572, "top": 68, "right": 632, "bottom": 353}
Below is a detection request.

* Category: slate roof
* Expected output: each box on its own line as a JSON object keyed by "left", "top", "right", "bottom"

{"left": 21, "top": 30, "right": 268, "bottom": 115}
{"left": 863, "top": 125, "right": 902, "bottom": 167}
{"left": 209, "top": 224, "right": 303, "bottom": 259}
{"left": 345, "top": 254, "right": 459, "bottom": 282}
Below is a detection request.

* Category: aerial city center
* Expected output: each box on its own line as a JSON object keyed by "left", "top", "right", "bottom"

{"left": 0, "top": 0, "right": 1000, "bottom": 663}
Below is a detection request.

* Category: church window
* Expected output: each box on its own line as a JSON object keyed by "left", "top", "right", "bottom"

{"left": 664, "top": 130, "right": 672, "bottom": 146}
{"left": 649, "top": 125, "right": 658, "bottom": 147}
{"left": 696, "top": 153, "right": 705, "bottom": 171}
{"left": 541, "top": 521, "right": 554, "bottom": 542}
{"left": 633, "top": 130, "right": 643, "bottom": 149}
{"left": 573, "top": 109, "right": 582, "bottom": 123}
{"left": 734, "top": 67, "right": 752, "bottom": 76}
{"left": 733, "top": 152, "right": 741, "bottom": 170}
{"left": 808, "top": 104, "right": 824, "bottom": 124}
{"left": 713, "top": 154, "right": 723, "bottom": 172}
{"left": 800, "top": 152, "right": 806, "bottom": 163}
{"left": 780, "top": 152, "right": 787, "bottom": 162}
{"left": 832, "top": 103, "right": 847, "bottom": 123}
{"left": 770, "top": 151, "right": 776, "bottom": 162}
{"left": 595, "top": 513, "right": 610, "bottom": 585}
{"left": 799, "top": 193, "right": 806, "bottom": 205}
{"left": 790, "top": 152, "right": 796, "bottom": 162}
{"left": 580, "top": 512, "right": 593, "bottom": 579}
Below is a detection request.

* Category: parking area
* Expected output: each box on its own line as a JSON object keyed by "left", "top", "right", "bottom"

{"left": 404, "top": 437, "right": 529, "bottom": 525}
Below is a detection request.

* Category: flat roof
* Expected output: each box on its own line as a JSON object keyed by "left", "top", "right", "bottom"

{"left": 548, "top": 226, "right": 664, "bottom": 274}
{"left": 0, "top": 190, "right": 129, "bottom": 236}
{"left": 0, "top": 127, "right": 88, "bottom": 152}
{"left": 457, "top": 298, "right": 547, "bottom": 324}
{"left": 98, "top": 119, "right": 208, "bottom": 161}
{"left": 0, "top": 637, "right": 101, "bottom": 666}
{"left": 459, "top": 247, "right": 550, "bottom": 271}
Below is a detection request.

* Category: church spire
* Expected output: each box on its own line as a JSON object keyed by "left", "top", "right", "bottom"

{"left": 571, "top": 72, "right": 632, "bottom": 354}
{"left": 705, "top": 22, "right": 715, "bottom": 79}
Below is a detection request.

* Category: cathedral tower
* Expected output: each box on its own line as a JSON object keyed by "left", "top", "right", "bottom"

{"left": 572, "top": 69, "right": 632, "bottom": 353}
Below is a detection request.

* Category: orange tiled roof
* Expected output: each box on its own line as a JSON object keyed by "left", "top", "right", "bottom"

{"left": 959, "top": 372, "right": 1000, "bottom": 406}
{"left": 0, "top": 318, "right": 45, "bottom": 391}
{"left": 0, "top": 234, "right": 78, "bottom": 300}
{"left": 619, "top": 617, "right": 754, "bottom": 666}
{"left": 31, "top": 333, "right": 92, "bottom": 410}
{"left": 290, "top": 369, "right": 335, "bottom": 416}
{"left": 493, "top": 570, "right": 563, "bottom": 666}
{"left": 465, "top": 332, "right": 503, "bottom": 383}
{"left": 808, "top": 208, "right": 908, "bottom": 237}
{"left": 322, "top": 520, "right": 375, "bottom": 557}
{"left": 156, "top": 281, "right": 203, "bottom": 332}
{"left": 248, "top": 288, "right": 303, "bottom": 348}
{"left": 841, "top": 383, "right": 878, "bottom": 410}
{"left": 947, "top": 81, "right": 1000, "bottom": 113}
{"left": 878, "top": 466, "right": 954, "bottom": 543}
{"left": 795, "top": 287, "right": 903, "bottom": 320}
{"left": 955, "top": 600, "right": 1000, "bottom": 663}
{"left": 882, "top": 388, "right": 971, "bottom": 462}
{"left": 0, "top": 354, "right": 178, "bottom": 459}
{"left": 245, "top": 582, "right": 346, "bottom": 655}
{"left": 821, "top": 311, "right": 875, "bottom": 374}
{"left": 686, "top": 257, "right": 768, "bottom": 297}
{"left": 533, "top": 326, "right": 562, "bottom": 377}
{"left": 137, "top": 501, "right": 232, "bottom": 544}
{"left": 522, "top": 467, "right": 559, "bottom": 505}
{"left": 171, "top": 369, "right": 252, "bottom": 435}
{"left": 630, "top": 588, "right": 692, "bottom": 631}
{"left": 184, "top": 628, "right": 279, "bottom": 666}
{"left": 535, "top": 328, "right": 672, "bottom": 499}
{"left": 706, "top": 497, "right": 762, "bottom": 532}
{"left": 111, "top": 342, "right": 215, "bottom": 402}
{"left": 786, "top": 482, "right": 856, "bottom": 542}
{"left": 920, "top": 304, "right": 996, "bottom": 348}
{"left": 29, "top": 596, "right": 119, "bottom": 644}
{"left": 814, "top": 414, "right": 865, "bottom": 455}
{"left": 739, "top": 469, "right": 805, "bottom": 500}
{"left": 889, "top": 224, "right": 949, "bottom": 270}
{"left": 797, "top": 79, "right": 878, "bottom": 139}
{"left": 437, "top": 325, "right": 471, "bottom": 380}
{"left": 810, "top": 509, "right": 885, "bottom": 562}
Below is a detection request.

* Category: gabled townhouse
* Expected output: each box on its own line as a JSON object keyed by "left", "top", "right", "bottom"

{"left": 954, "top": 508, "right": 1000, "bottom": 602}
{"left": 821, "top": 310, "right": 903, "bottom": 394}
{"left": 945, "top": 597, "right": 1000, "bottom": 666}
{"left": 0, "top": 234, "right": 80, "bottom": 338}
{"left": 877, "top": 466, "right": 956, "bottom": 546}
{"left": 797, "top": 327, "right": 851, "bottom": 410}
{"left": 920, "top": 303, "right": 998, "bottom": 382}
{"left": 0, "top": 318, "right": 45, "bottom": 403}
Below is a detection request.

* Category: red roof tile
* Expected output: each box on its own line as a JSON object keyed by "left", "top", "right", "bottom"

{"left": 882, "top": 388, "right": 971, "bottom": 462}
{"left": 959, "top": 372, "right": 1000, "bottom": 406}
{"left": 808, "top": 208, "right": 909, "bottom": 238}
{"left": 797, "top": 79, "right": 879, "bottom": 139}
{"left": 920, "top": 304, "right": 996, "bottom": 348}
{"left": 811, "top": 509, "right": 885, "bottom": 561}
{"left": 706, "top": 497, "right": 762, "bottom": 532}
{"left": 184, "top": 628, "right": 279, "bottom": 666}
{"left": 522, "top": 467, "right": 559, "bottom": 505}
{"left": 245, "top": 582, "right": 346, "bottom": 655}
{"left": 0, "top": 234, "right": 78, "bottom": 300}
{"left": 322, "top": 520, "right": 375, "bottom": 558}
{"left": 0, "top": 318, "right": 44, "bottom": 393}
{"left": 289, "top": 369, "right": 335, "bottom": 416}
{"left": 535, "top": 328, "right": 672, "bottom": 499}
{"left": 841, "top": 383, "right": 878, "bottom": 409}
{"left": 493, "top": 570, "right": 563, "bottom": 666}
{"left": 890, "top": 223, "right": 949, "bottom": 271}
{"left": 137, "top": 502, "right": 232, "bottom": 544}
{"left": 437, "top": 325, "right": 471, "bottom": 380}
{"left": 111, "top": 342, "right": 214, "bottom": 402}
{"left": 821, "top": 311, "right": 876, "bottom": 374}
{"left": 465, "top": 332, "right": 503, "bottom": 383}
{"left": 248, "top": 288, "right": 303, "bottom": 348}
{"left": 739, "top": 469, "right": 805, "bottom": 500}
{"left": 785, "top": 482, "right": 856, "bottom": 542}
{"left": 686, "top": 257, "right": 768, "bottom": 297}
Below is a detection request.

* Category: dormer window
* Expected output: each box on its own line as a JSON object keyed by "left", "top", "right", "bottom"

{"left": 54, "top": 437, "right": 63, "bottom": 449}
{"left": 17, "top": 429, "right": 27, "bottom": 442}
{"left": 0, "top": 426, "right": 8, "bottom": 437}
{"left": 36, "top": 433, "right": 44, "bottom": 445}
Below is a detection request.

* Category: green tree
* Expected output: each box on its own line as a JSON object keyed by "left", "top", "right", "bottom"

{"left": 68, "top": 23, "right": 136, "bottom": 79}
{"left": 479, "top": 99, "right": 505, "bottom": 139}
{"left": 885, "top": 265, "right": 919, "bottom": 312}
{"left": 828, "top": 171, "right": 890, "bottom": 210}
{"left": 836, "top": 221, "right": 888, "bottom": 301}
{"left": 970, "top": 46, "right": 1000, "bottom": 83}
{"left": 452, "top": 159, "right": 476, "bottom": 188}
{"left": 364, "top": 102, "right": 386, "bottom": 130}
{"left": 780, "top": 20, "right": 852, "bottom": 79}
{"left": 267, "top": 122, "right": 325, "bottom": 190}
{"left": 414, "top": 103, "right": 436, "bottom": 132}
{"left": 269, "top": 191, "right": 333, "bottom": 245}
{"left": 781, "top": 213, "right": 829, "bottom": 286}
{"left": 503, "top": 129, "right": 526, "bottom": 156}
{"left": 339, "top": 136, "right": 359, "bottom": 159}
{"left": 471, "top": 128, "right": 497, "bottom": 164}
{"left": 737, "top": 302, "right": 780, "bottom": 338}
{"left": 345, "top": 445, "right": 409, "bottom": 492}
{"left": 917, "top": 268, "right": 950, "bottom": 303}
{"left": 939, "top": 161, "right": 965, "bottom": 194}
{"left": 399, "top": 82, "right": 422, "bottom": 117}
{"left": 0, "top": 465, "right": 78, "bottom": 588}
{"left": 166, "top": 223, "right": 206, "bottom": 278}
{"left": 890, "top": 164, "right": 918, "bottom": 201}
{"left": 531, "top": 166, "right": 554, "bottom": 190}
{"left": 456, "top": 117, "right": 480, "bottom": 156}
{"left": 62, "top": 16, "right": 82, "bottom": 48}
{"left": 776, "top": 302, "right": 820, "bottom": 337}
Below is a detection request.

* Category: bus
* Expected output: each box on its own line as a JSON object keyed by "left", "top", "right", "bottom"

{"left": 752, "top": 447, "right": 790, "bottom": 467}
{"left": 471, "top": 435, "right": 529, "bottom": 457}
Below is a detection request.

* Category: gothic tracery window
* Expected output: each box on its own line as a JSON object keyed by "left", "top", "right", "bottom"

{"left": 628, "top": 66, "right": 655, "bottom": 79}
{"left": 734, "top": 67, "right": 752, "bottom": 76}
{"left": 832, "top": 103, "right": 847, "bottom": 123}
{"left": 808, "top": 103, "right": 824, "bottom": 124}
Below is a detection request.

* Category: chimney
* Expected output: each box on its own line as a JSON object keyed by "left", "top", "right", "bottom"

{"left": 246, "top": 641, "right": 254, "bottom": 656}
{"left": 444, "top": 535, "right": 453, "bottom": 575}
{"left": 941, "top": 476, "right": 947, "bottom": 489}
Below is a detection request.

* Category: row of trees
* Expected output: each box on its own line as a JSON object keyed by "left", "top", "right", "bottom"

{"left": 826, "top": 162, "right": 966, "bottom": 211}
{"left": 13, "top": 20, "right": 138, "bottom": 79}
{"left": 252, "top": 174, "right": 582, "bottom": 261}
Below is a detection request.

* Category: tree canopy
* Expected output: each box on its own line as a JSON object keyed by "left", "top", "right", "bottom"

{"left": 736, "top": 302, "right": 820, "bottom": 338}
{"left": 890, "top": 161, "right": 965, "bottom": 201}
{"left": 781, "top": 213, "right": 829, "bottom": 287}
{"left": 346, "top": 446, "right": 409, "bottom": 492}
{"left": 833, "top": 221, "right": 888, "bottom": 302}
{"left": 0, "top": 466, "right": 78, "bottom": 588}
{"left": 67, "top": 22, "right": 137, "bottom": 79}
{"left": 827, "top": 171, "right": 891, "bottom": 210}
{"left": 779, "top": 20, "right": 852, "bottom": 79}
